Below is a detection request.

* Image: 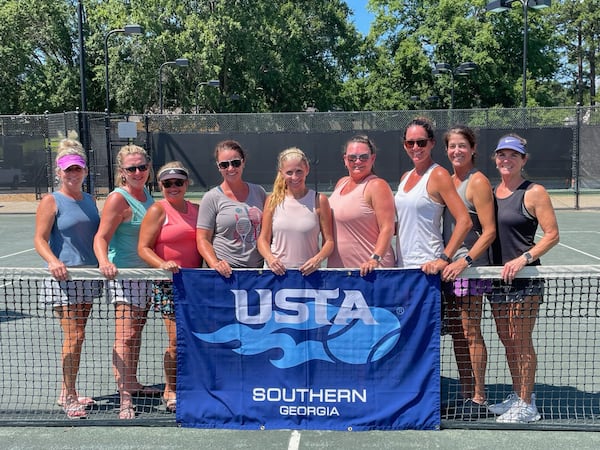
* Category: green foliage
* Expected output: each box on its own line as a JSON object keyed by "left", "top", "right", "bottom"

{"left": 0, "top": 0, "right": 595, "bottom": 114}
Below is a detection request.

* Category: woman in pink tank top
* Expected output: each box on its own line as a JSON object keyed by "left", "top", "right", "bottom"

{"left": 138, "top": 162, "right": 202, "bottom": 414}
{"left": 258, "top": 147, "right": 334, "bottom": 276}
{"left": 327, "top": 135, "right": 396, "bottom": 276}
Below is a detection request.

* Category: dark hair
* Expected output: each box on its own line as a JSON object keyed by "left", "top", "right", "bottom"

{"left": 214, "top": 139, "right": 246, "bottom": 161}
{"left": 344, "top": 134, "right": 376, "bottom": 155}
{"left": 444, "top": 125, "right": 476, "bottom": 148}
{"left": 444, "top": 125, "right": 477, "bottom": 162}
{"left": 404, "top": 116, "right": 435, "bottom": 140}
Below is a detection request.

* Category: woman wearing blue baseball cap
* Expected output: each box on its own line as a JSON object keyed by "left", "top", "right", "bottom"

{"left": 487, "top": 133, "right": 559, "bottom": 424}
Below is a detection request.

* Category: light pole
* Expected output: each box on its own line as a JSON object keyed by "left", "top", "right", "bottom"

{"left": 103, "top": 24, "right": 143, "bottom": 190}
{"left": 486, "top": 0, "right": 551, "bottom": 108}
{"left": 158, "top": 58, "right": 190, "bottom": 114}
{"left": 195, "top": 80, "right": 220, "bottom": 113}
{"left": 432, "top": 62, "right": 477, "bottom": 109}
{"left": 103, "top": 24, "right": 144, "bottom": 114}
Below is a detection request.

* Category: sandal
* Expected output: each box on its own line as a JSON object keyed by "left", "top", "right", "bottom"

{"left": 63, "top": 399, "right": 88, "bottom": 419}
{"left": 161, "top": 396, "right": 176, "bottom": 413}
{"left": 119, "top": 404, "right": 136, "bottom": 420}
{"left": 57, "top": 396, "right": 95, "bottom": 408}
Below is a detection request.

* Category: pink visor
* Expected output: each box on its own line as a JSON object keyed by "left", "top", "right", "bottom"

{"left": 57, "top": 154, "right": 86, "bottom": 170}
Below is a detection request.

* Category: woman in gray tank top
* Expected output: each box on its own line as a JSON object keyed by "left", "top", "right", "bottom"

{"left": 440, "top": 126, "right": 496, "bottom": 421}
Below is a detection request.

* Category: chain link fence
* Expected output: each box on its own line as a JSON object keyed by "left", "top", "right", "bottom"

{"left": 1, "top": 107, "right": 598, "bottom": 208}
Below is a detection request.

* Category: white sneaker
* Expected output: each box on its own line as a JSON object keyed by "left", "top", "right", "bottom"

{"left": 488, "top": 393, "right": 519, "bottom": 415}
{"left": 496, "top": 394, "right": 541, "bottom": 423}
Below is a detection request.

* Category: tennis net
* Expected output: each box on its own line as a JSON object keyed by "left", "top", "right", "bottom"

{"left": 1, "top": 266, "right": 599, "bottom": 429}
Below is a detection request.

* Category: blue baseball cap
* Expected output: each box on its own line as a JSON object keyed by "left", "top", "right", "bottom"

{"left": 495, "top": 136, "right": 526, "bottom": 154}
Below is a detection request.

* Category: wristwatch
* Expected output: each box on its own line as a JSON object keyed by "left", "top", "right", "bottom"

{"left": 439, "top": 253, "right": 452, "bottom": 264}
{"left": 464, "top": 255, "right": 473, "bottom": 267}
{"left": 370, "top": 253, "right": 382, "bottom": 263}
{"left": 523, "top": 251, "right": 534, "bottom": 264}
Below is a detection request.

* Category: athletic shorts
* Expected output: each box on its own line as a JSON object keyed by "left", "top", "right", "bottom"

{"left": 444, "top": 278, "right": 493, "bottom": 297}
{"left": 152, "top": 281, "right": 174, "bottom": 315}
{"left": 39, "top": 279, "right": 103, "bottom": 307}
{"left": 105, "top": 279, "right": 152, "bottom": 308}
{"left": 486, "top": 278, "right": 545, "bottom": 303}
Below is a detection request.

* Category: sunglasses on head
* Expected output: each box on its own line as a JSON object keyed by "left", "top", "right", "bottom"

{"left": 161, "top": 179, "right": 185, "bottom": 188}
{"left": 217, "top": 159, "right": 243, "bottom": 169}
{"left": 404, "top": 139, "right": 429, "bottom": 149}
{"left": 345, "top": 153, "right": 371, "bottom": 163}
{"left": 123, "top": 164, "right": 149, "bottom": 173}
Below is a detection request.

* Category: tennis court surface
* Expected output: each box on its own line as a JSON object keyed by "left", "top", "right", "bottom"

{"left": 1, "top": 206, "right": 600, "bottom": 448}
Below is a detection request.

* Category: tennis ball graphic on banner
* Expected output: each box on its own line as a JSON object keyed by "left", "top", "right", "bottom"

{"left": 324, "top": 306, "right": 401, "bottom": 364}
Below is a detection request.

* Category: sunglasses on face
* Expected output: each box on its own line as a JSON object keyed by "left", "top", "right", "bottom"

{"left": 404, "top": 139, "right": 429, "bottom": 149}
{"left": 217, "top": 159, "right": 243, "bottom": 169}
{"left": 345, "top": 153, "right": 371, "bottom": 163}
{"left": 161, "top": 179, "right": 186, "bottom": 188}
{"left": 123, "top": 164, "right": 149, "bottom": 173}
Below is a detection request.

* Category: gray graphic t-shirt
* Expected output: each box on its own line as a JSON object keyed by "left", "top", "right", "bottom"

{"left": 197, "top": 183, "right": 266, "bottom": 268}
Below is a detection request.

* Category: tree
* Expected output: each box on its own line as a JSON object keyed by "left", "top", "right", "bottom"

{"left": 81, "top": 0, "right": 362, "bottom": 113}
{"left": 558, "top": 0, "right": 600, "bottom": 106}
{"left": 360, "top": 0, "right": 561, "bottom": 109}
{"left": 0, "top": 0, "right": 80, "bottom": 114}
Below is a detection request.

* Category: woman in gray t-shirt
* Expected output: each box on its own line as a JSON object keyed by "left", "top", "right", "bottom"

{"left": 196, "top": 140, "right": 266, "bottom": 277}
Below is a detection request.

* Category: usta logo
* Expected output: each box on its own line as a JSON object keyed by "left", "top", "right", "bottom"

{"left": 233, "top": 288, "right": 377, "bottom": 325}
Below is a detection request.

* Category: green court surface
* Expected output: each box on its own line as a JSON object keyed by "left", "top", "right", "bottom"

{"left": 1, "top": 210, "right": 599, "bottom": 448}
{"left": 2, "top": 426, "right": 600, "bottom": 450}
{"left": 2, "top": 209, "right": 599, "bottom": 267}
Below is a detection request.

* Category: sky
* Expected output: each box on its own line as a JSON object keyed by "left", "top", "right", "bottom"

{"left": 345, "top": 0, "right": 375, "bottom": 35}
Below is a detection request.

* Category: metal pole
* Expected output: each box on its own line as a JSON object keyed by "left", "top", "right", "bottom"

{"left": 78, "top": 1, "right": 87, "bottom": 113}
{"left": 450, "top": 71, "right": 455, "bottom": 110}
{"left": 103, "top": 30, "right": 119, "bottom": 191}
{"left": 575, "top": 103, "right": 581, "bottom": 210}
{"left": 159, "top": 62, "right": 168, "bottom": 114}
{"left": 522, "top": 0, "right": 528, "bottom": 108}
{"left": 77, "top": 0, "right": 92, "bottom": 194}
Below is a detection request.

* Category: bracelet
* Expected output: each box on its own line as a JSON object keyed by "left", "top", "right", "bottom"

{"left": 439, "top": 253, "right": 452, "bottom": 264}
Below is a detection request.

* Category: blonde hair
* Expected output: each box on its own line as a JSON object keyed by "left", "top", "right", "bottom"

{"left": 267, "top": 147, "right": 309, "bottom": 211}
{"left": 115, "top": 145, "right": 151, "bottom": 187}
{"left": 54, "top": 132, "right": 86, "bottom": 177}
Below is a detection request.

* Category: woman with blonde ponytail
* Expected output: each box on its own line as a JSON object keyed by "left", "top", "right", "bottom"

{"left": 258, "top": 147, "right": 333, "bottom": 276}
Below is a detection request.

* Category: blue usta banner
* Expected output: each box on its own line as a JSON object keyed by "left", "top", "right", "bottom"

{"left": 174, "top": 268, "right": 440, "bottom": 430}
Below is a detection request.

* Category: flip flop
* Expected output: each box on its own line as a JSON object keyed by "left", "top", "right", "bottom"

{"left": 119, "top": 404, "right": 136, "bottom": 420}
{"left": 57, "top": 396, "right": 96, "bottom": 408}
{"left": 161, "top": 396, "right": 176, "bottom": 413}
{"left": 63, "top": 400, "right": 88, "bottom": 419}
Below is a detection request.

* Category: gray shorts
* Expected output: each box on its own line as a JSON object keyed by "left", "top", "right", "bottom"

{"left": 486, "top": 279, "right": 545, "bottom": 303}
{"left": 39, "top": 279, "right": 103, "bottom": 307}
{"left": 105, "top": 279, "right": 152, "bottom": 308}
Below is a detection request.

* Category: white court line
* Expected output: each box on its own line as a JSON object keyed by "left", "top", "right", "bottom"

{"left": 556, "top": 242, "right": 600, "bottom": 261}
{"left": 536, "top": 232, "right": 600, "bottom": 261}
{"left": 288, "top": 430, "right": 301, "bottom": 450}
{"left": 0, "top": 248, "right": 35, "bottom": 259}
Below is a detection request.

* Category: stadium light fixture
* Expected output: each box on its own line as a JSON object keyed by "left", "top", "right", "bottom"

{"left": 432, "top": 62, "right": 477, "bottom": 109}
{"left": 486, "top": 0, "right": 552, "bottom": 108}
{"left": 195, "top": 80, "right": 221, "bottom": 113}
{"left": 158, "top": 58, "right": 190, "bottom": 114}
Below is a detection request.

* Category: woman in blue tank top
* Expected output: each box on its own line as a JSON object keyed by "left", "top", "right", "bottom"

{"left": 34, "top": 137, "right": 100, "bottom": 419}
